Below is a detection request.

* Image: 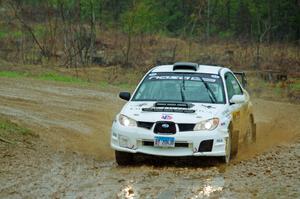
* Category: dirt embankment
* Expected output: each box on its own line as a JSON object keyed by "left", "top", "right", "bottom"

{"left": 0, "top": 77, "right": 300, "bottom": 198}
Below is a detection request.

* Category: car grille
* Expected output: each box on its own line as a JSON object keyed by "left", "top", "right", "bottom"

{"left": 178, "top": 123, "right": 195, "bottom": 131}
{"left": 137, "top": 122, "right": 195, "bottom": 132}
{"left": 137, "top": 121, "right": 154, "bottom": 130}
{"left": 154, "top": 121, "right": 176, "bottom": 134}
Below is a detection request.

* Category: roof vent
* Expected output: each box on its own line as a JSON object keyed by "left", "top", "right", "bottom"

{"left": 173, "top": 62, "right": 199, "bottom": 71}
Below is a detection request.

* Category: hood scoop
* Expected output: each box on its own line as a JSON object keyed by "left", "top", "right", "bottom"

{"left": 154, "top": 102, "right": 194, "bottom": 108}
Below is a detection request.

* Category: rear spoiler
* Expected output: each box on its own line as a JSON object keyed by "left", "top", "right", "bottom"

{"left": 233, "top": 72, "right": 247, "bottom": 88}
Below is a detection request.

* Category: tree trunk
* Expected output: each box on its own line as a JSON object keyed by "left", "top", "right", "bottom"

{"left": 206, "top": 0, "right": 210, "bottom": 40}
{"left": 89, "top": 0, "right": 96, "bottom": 65}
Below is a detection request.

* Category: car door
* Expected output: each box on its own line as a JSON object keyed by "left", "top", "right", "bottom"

{"left": 225, "top": 72, "right": 247, "bottom": 142}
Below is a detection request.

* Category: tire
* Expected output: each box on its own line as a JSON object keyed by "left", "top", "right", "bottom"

{"left": 251, "top": 122, "right": 257, "bottom": 143}
{"left": 245, "top": 116, "right": 256, "bottom": 144}
{"left": 231, "top": 130, "right": 239, "bottom": 157}
{"left": 221, "top": 128, "right": 239, "bottom": 164}
{"left": 115, "top": 151, "right": 134, "bottom": 166}
{"left": 221, "top": 135, "right": 231, "bottom": 164}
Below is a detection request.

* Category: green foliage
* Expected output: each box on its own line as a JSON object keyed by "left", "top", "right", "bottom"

{"left": 218, "top": 31, "right": 234, "bottom": 40}
{"left": 2, "top": 0, "right": 300, "bottom": 41}
{"left": 11, "top": 31, "right": 23, "bottom": 39}
{"left": 48, "top": 0, "right": 77, "bottom": 10}
{"left": 0, "top": 31, "right": 7, "bottom": 39}
{"left": 121, "top": 0, "right": 163, "bottom": 35}
{"left": 34, "top": 25, "right": 47, "bottom": 38}
{"left": 0, "top": 30, "right": 22, "bottom": 39}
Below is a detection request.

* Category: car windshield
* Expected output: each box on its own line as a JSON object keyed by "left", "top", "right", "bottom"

{"left": 132, "top": 72, "right": 225, "bottom": 104}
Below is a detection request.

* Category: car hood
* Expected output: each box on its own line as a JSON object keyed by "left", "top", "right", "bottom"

{"left": 120, "top": 101, "right": 228, "bottom": 123}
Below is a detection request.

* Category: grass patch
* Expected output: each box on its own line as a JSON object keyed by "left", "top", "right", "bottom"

{"left": 0, "top": 71, "right": 28, "bottom": 78}
{"left": 0, "top": 71, "right": 88, "bottom": 84}
{"left": 0, "top": 69, "right": 136, "bottom": 90}
{"left": 38, "top": 72, "right": 88, "bottom": 84}
{"left": 0, "top": 118, "right": 30, "bottom": 136}
{"left": 290, "top": 81, "right": 300, "bottom": 91}
{"left": 99, "top": 81, "right": 109, "bottom": 88}
{"left": 274, "top": 85, "right": 282, "bottom": 96}
{"left": 0, "top": 117, "right": 33, "bottom": 144}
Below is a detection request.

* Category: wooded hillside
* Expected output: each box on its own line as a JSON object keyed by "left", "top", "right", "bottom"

{"left": 0, "top": 0, "right": 299, "bottom": 71}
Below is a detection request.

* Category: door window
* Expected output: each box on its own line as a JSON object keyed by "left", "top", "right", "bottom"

{"left": 225, "top": 73, "right": 243, "bottom": 100}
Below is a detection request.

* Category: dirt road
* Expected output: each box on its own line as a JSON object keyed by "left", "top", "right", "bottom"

{"left": 1, "top": 77, "right": 300, "bottom": 198}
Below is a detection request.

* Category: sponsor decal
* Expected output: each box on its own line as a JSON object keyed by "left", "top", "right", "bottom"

{"left": 149, "top": 73, "right": 157, "bottom": 76}
{"left": 202, "top": 77, "right": 216, "bottom": 82}
{"left": 211, "top": 75, "right": 220, "bottom": 79}
{"left": 216, "top": 138, "right": 223, "bottom": 143}
{"left": 148, "top": 75, "right": 215, "bottom": 82}
{"left": 161, "top": 114, "right": 173, "bottom": 120}
{"left": 137, "top": 103, "right": 147, "bottom": 107}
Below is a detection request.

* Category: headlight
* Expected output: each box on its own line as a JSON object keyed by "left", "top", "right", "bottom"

{"left": 194, "top": 118, "right": 219, "bottom": 131}
{"left": 118, "top": 114, "right": 137, "bottom": 127}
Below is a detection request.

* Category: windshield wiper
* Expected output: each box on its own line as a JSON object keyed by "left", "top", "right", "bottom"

{"left": 199, "top": 77, "right": 217, "bottom": 103}
{"left": 180, "top": 75, "right": 186, "bottom": 102}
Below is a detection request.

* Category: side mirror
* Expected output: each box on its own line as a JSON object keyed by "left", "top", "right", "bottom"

{"left": 230, "top": 94, "right": 246, "bottom": 104}
{"left": 119, "top": 92, "right": 131, "bottom": 101}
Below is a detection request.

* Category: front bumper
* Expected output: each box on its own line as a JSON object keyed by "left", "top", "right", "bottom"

{"left": 111, "top": 121, "right": 228, "bottom": 157}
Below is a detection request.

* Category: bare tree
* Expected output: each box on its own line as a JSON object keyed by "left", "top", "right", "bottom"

{"left": 7, "top": 0, "right": 50, "bottom": 60}
{"left": 255, "top": 20, "right": 276, "bottom": 69}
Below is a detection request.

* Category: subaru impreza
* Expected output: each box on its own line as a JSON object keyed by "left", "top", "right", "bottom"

{"left": 111, "top": 62, "right": 256, "bottom": 165}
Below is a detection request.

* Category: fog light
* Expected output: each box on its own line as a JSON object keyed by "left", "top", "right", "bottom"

{"left": 119, "top": 135, "right": 128, "bottom": 148}
{"left": 198, "top": 140, "right": 213, "bottom": 152}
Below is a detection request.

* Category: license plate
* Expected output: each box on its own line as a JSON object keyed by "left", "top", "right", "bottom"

{"left": 154, "top": 136, "right": 175, "bottom": 148}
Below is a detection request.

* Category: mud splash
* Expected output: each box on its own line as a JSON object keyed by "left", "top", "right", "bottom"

{"left": 236, "top": 99, "right": 300, "bottom": 161}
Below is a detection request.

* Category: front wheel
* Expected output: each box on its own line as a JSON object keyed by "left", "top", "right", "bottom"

{"left": 115, "top": 151, "right": 134, "bottom": 166}
{"left": 245, "top": 116, "right": 256, "bottom": 144}
{"left": 221, "top": 129, "right": 239, "bottom": 164}
{"left": 222, "top": 135, "right": 231, "bottom": 164}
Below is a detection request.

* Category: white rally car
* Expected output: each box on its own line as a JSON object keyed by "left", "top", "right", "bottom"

{"left": 111, "top": 62, "right": 256, "bottom": 165}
